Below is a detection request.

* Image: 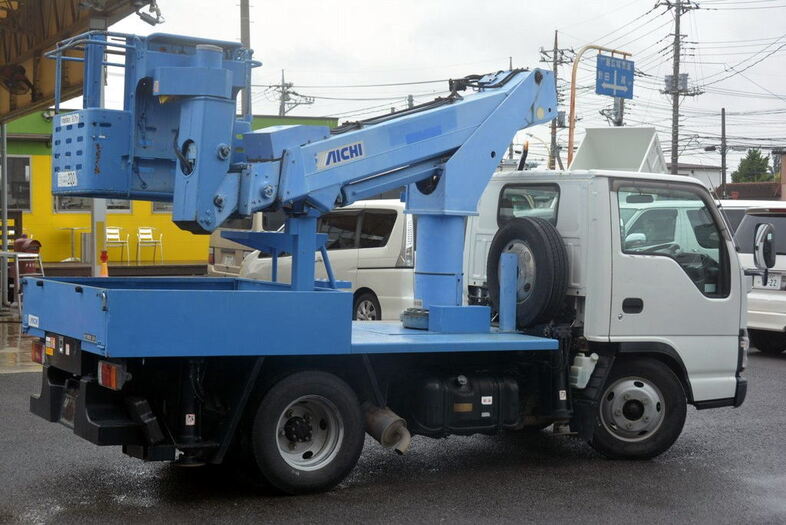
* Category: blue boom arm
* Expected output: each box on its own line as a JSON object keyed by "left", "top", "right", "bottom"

{"left": 47, "top": 32, "right": 556, "bottom": 326}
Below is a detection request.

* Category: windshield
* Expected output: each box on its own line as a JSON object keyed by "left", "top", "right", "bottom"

{"left": 735, "top": 215, "right": 786, "bottom": 255}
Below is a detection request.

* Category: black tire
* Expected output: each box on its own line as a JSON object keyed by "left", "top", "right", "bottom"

{"left": 251, "top": 371, "right": 365, "bottom": 494}
{"left": 749, "top": 329, "right": 786, "bottom": 355}
{"left": 353, "top": 292, "right": 381, "bottom": 321}
{"left": 589, "top": 358, "right": 686, "bottom": 460}
{"left": 486, "top": 217, "right": 568, "bottom": 328}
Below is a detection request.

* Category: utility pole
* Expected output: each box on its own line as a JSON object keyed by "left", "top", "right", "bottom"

{"left": 278, "top": 69, "right": 288, "bottom": 117}
{"left": 549, "top": 32, "right": 558, "bottom": 168}
{"left": 659, "top": 0, "right": 701, "bottom": 174}
{"left": 240, "top": 0, "right": 251, "bottom": 118}
{"left": 721, "top": 107, "right": 727, "bottom": 196}
{"left": 613, "top": 98, "right": 624, "bottom": 126}
{"left": 508, "top": 56, "right": 514, "bottom": 161}
{"left": 670, "top": 0, "right": 682, "bottom": 174}
{"left": 540, "top": 30, "right": 572, "bottom": 169}
{"left": 276, "top": 70, "right": 313, "bottom": 116}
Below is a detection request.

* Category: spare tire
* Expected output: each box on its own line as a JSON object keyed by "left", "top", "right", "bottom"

{"left": 486, "top": 217, "right": 568, "bottom": 328}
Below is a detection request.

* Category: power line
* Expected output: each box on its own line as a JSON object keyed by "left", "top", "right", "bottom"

{"left": 251, "top": 79, "right": 449, "bottom": 89}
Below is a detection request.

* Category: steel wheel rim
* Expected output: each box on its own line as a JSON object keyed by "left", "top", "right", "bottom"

{"left": 501, "top": 240, "right": 536, "bottom": 302}
{"left": 275, "top": 395, "right": 344, "bottom": 471}
{"left": 356, "top": 299, "right": 378, "bottom": 320}
{"left": 600, "top": 376, "right": 665, "bottom": 442}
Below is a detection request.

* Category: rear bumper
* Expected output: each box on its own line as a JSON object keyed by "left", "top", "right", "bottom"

{"left": 747, "top": 309, "right": 786, "bottom": 332}
{"left": 747, "top": 289, "right": 786, "bottom": 331}
{"left": 30, "top": 364, "right": 152, "bottom": 447}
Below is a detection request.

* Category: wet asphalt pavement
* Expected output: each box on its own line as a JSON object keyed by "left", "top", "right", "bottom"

{"left": 2, "top": 348, "right": 786, "bottom": 524}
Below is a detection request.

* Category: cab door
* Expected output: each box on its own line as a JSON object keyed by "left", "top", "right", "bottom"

{"left": 609, "top": 180, "right": 742, "bottom": 402}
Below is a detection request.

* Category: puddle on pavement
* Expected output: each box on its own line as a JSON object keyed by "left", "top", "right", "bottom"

{"left": 0, "top": 318, "right": 39, "bottom": 374}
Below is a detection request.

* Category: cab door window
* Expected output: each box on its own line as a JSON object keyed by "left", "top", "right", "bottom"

{"left": 497, "top": 184, "right": 560, "bottom": 227}
{"left": 616, "top": 184, "right": 729, "bottom": 297}
{"left": 625, "top": 208, "right": 678, "bottom": 246}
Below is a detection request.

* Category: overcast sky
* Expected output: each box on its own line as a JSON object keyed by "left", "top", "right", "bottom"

{"left": 104, "top": 0, "right": 786, "bottom": 172}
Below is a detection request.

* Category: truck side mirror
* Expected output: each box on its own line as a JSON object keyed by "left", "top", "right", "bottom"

{"left": 754, "top": 223, "right": 776, "bottom": 270}
{"left": 625, "top": 232, "right": 646, "bottom": 247}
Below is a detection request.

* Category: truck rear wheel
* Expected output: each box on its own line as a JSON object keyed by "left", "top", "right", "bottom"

{"left": 589, "top": 358, "right": 686, "bottom": 460}
{"left": 251, "top": 371, "right": 365, "bottom": 494}
{"left": 486, "top": 217, "right": 568, "bottom": 327}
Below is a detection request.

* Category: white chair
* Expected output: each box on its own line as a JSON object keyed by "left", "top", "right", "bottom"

{"left": 105, "top": 226, "right": 129, "bottom": 262}
{"left": 136, "top": 226, "right": 163, "bottom": 262}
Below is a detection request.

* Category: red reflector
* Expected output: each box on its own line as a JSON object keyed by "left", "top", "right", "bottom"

{"left": 31, "top": 340, "right": 44, "bottom": 364}
{"left": 98, "top": 361, "right": 122, "bottom": 390}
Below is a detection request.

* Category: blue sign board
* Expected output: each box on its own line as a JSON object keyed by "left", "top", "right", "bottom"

{"left": 595, "top": 55, "right": 634, "bottom": 99}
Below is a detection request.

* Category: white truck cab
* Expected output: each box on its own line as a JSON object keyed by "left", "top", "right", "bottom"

{"left": 465, "top": 168, "right": 747, "bottom": 407}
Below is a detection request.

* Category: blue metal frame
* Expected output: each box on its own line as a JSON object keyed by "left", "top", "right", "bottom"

{"left": 22, "top": 277, "right": 557, "bottom": 358}
{"left": 29, "top": 30, "right": 562, "bottom": 359}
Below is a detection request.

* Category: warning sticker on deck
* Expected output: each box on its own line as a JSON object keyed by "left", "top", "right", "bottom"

{"left": 57, "top": 171, "right": 78, "bottom": 188}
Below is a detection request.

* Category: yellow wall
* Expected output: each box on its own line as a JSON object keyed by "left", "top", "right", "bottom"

{"left": 23, "top": 154, "right": 208, "bottom": 263}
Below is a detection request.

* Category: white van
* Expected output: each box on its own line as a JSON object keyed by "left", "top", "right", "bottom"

{"left": 735, "top": 207, "right": 786, "bottom": 354}
{"left": 240, "top": 200, "right": 415, "bottom": 321}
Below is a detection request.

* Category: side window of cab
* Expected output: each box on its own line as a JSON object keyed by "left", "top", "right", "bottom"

{"left": 497, "top": 184, "right": 560, "bottom": 227}
{"left": 616, "top": 184, "right": 730, "bottom": 297}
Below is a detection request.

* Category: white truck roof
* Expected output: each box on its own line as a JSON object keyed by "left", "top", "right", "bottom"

{"left": 492, "top": 168, "right": 709, "bottom": 190}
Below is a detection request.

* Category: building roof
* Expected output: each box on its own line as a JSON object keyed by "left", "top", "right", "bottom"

{"left": 717, "top": 182, "right": 781, "bottom": 200}
{"left": 666, "top": 162, "right": 722, "bottom": 170}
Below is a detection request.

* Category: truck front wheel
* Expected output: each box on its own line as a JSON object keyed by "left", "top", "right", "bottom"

{"left": 251, "top": 371, "right": 365, "bottom": 494}
{"left": 589, "top": 358, "right": 686, "bottom": 460}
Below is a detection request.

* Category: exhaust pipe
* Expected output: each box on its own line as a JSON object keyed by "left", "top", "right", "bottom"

{"left": 362, "top": 402, "right": 412, "bottom": 455}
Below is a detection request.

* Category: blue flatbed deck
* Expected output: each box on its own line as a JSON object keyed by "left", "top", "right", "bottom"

{"left": 351, "top": 321, "right": 557, "bottom": 353}
{"left": 21, "top": 277, "right": 558, "bottom": 358}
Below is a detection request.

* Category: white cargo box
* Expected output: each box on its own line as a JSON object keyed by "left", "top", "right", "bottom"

{"left": 570, "top": 127, "right": 666, "bottom": 173}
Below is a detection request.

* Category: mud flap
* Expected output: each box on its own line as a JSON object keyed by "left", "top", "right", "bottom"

{"left": 571, "top": 354, "right": 614, "bottom": 441}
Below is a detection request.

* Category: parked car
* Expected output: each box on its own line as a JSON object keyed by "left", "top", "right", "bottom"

{"left": 735, "top": 207, "right": 786, "bottom": 354}
{"left": 717, "top": 199, "right": 782, "bottom": 233}
{"left": 240, "top": 199, "right": 415, "bottom": 321}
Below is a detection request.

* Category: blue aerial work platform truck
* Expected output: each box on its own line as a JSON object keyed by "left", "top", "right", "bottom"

{"left": 22, "top": 32, "right": 749, "bottom": 495}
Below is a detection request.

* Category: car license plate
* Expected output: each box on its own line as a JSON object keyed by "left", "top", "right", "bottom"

{"left": 757, "top": 274, "right": 781, "bottom": 290}
{"left": 222, "top": 253, "right": 235, "bottom": 266}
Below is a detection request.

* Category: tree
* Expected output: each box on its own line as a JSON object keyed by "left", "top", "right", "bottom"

{"left": 731, "top": 149, "right": 773, "bottom": 183}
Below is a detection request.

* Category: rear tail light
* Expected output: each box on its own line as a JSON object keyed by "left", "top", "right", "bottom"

{"left": 97, "top": 360, "right": 130, "bottom": 391}
{"left": 396, "top": 213, "right": 415, "bottom": 268}
{"left": 31, "top": 339, "right": 44, "bottom": 364}
{"left": 208, "top": 248, "right": 215, "bottom": 266}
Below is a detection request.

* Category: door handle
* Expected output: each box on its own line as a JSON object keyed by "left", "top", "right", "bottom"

{"left": 622, "top": 298, "right": 644, "bottom": 314}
